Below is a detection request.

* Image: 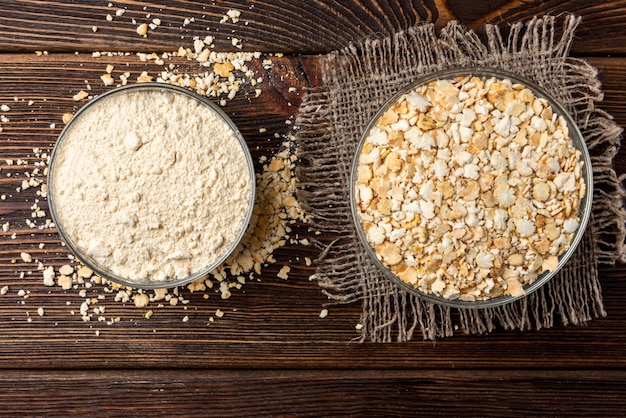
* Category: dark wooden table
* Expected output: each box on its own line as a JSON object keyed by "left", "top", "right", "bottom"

{"left": 1, "top": 1, "right": 625, "bottom": 416}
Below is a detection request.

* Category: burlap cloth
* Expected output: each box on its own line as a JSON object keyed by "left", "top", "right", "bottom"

{"left": 295, "top": 15, "right": 626, "bottom": 341}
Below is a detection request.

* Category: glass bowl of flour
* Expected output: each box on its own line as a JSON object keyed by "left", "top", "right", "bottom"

{"left": 48, "top": 83, "right": 255, "bottom": 289}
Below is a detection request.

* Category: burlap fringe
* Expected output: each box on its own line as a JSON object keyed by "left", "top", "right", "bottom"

{"left": 295, "top": 15, "right": 624, "bottom": 341}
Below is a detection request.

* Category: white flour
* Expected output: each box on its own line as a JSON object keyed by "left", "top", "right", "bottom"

{"left": 50, "top": 87, "right": 252, "bottom": 284}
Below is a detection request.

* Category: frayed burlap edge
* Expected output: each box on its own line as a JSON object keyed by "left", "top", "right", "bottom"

{"left": 295, "top": 15, "right": 624, "bottom": 341}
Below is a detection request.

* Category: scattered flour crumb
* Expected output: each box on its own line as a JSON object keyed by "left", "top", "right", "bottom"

{"left": 277, "top": 265, "right": 290, "bottom": 280}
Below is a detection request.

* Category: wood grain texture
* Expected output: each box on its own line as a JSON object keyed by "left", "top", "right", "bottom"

{"left": 0, "top": 0, "right": 625, "bottom": 55}
{"left": 0, "top": 54, "right": 625, "bottom": 372}
{"left": 0, "top": 2, "right": 625, "bottom": 414}
{"left": 1, "top": 369, "right": 626, "bottom": 417}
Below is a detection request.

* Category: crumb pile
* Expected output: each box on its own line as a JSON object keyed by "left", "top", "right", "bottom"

{"left": 355, "top": 74, "right": 586, "bottom": 301}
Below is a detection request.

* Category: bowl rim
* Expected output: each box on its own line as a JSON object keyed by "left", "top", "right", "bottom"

{"left": 47, "top": 82, "right": 256, "bottom": 290}
{"left": 349, "top": 65, "right": 594, "bottom": 309}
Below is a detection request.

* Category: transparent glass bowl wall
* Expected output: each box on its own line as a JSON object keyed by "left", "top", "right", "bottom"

{"left": 47, "top": 83, "right": 256, "bottom": 289}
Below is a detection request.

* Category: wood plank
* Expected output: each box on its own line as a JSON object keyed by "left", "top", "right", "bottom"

{"left": 0, "top": 1, "right": 625, "bottom": 55}
{"left": 1, "top": 2, "right": 625, "bottom": 413}
{"left": 0, "top": 54, "right": 625, "bottom": 370}
{"left": 0, "top": 369, "right": 625, "bottom": 416}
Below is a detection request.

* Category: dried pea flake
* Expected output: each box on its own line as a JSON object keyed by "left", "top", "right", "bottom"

{"left": 355, "top": 74, "right": 585, "bottom": 301}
